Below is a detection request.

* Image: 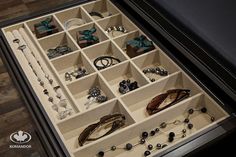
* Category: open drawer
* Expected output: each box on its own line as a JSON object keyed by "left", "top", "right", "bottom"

{"left": 0, "top": 0, "right": 235, "bottom": 157}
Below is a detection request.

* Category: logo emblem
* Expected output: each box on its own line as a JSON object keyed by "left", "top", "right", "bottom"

{"left": 10, "top": 130, "right": 31, "bottom": 144}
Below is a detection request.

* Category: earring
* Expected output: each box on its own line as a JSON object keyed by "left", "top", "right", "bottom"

{"left": 84, "top": 87, "right": 108, "bottom": 109}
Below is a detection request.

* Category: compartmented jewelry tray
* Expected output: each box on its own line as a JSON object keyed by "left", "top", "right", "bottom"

{"left": 1, "top": 0, "right": 230, "bottom": 156}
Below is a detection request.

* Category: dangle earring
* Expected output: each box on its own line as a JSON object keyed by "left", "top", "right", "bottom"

{"left": 84, "top": 87, "right": 108, "bottom": 109}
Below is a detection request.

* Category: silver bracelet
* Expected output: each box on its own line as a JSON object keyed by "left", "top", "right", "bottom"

{"left": 64, "top": 18, "right": 86, "bottom": 30}
{"left": 105, "top": 26, "right": 128, "bottom": 37}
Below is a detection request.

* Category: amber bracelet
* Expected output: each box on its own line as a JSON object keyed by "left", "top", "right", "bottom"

{"left": 78, "top": 113, "right": 126, "bottom": 146}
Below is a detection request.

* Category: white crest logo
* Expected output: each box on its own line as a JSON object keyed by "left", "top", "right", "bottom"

{"left": 10, "top": 130, "right": 31, "bottom": 144}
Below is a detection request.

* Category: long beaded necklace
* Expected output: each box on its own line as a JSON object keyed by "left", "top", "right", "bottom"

{"left": 97, "top": 107, "right": 215, "bottom": 157}
{"left": 8, "top": 30, "right": 73, "bottom": 120}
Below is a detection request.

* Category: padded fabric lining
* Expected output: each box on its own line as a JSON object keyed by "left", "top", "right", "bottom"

{"left": 147, "top": 0, "right": 236, "bottom": 71}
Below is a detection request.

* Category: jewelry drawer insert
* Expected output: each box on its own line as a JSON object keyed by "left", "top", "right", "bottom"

{"left": 2, "top": 0, "right": 229, "bottom": 156}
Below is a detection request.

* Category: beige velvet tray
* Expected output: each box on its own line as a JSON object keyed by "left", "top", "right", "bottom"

{"left": 1, "top": 0, "right": 229, "bottom": 157}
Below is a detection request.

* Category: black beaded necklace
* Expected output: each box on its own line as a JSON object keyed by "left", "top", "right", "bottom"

{"left": 93, "top": 56, "right": 121, "bottom": 70}
{"left": 97, "top": 107, "right": 215, "bottom": 157}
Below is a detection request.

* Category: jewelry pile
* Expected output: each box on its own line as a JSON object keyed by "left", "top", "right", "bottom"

{"left": 65, "top": 67, "right": 88, "bottom": 82}
{"left": 47, "top": 45, "right": 72, "bottom": 59}
{"left": 118, "top": 79, "right": 139, "bottom": 94}
{"left": 97, "top": 107, "right": 215, "bottom": 157}
{"left": 84, "top": 87, "right": 108, "bottom": 109}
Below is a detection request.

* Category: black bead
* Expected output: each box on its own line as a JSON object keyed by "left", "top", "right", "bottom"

{"left": 211, "top": 117, "right": 215, "bottom": 122}
{"left": 111, "top": 146, "right": 116, "bottom": 151}
{"left": 155, "top": 128, "right": 160, "bottom": 133}
{"left": 40, "top": 81, "right": 44, "bottom": 86}
{"left": 184, "top": 118, "right": 189, "bottom": 123}
{"left": 98, "top": 151, "right": 104, "bottom": 157}
{"left": 182, "top": 134, "right": 186, "bottom": 138}
{"left": 150, "top": 130, "right": 156, "bottom": 136}
{"left": 120, "top": 84, "right": 127, "bottom": 88}
{"left": 156, "top": 143, "right": 162, "bottom": 149}
{"left": 188, "top": 123, "right": 193, "bottom": 129}
{"left": 162, "top": 144, "right": 168, "bottom": 148}
{"left": 163, "top": 71, "right": 168, "bottom": 76}
{"left": 119, "top": 80, "right": 126, "bottom": 86}
{"left": 75, "top": 74, "right": 81, "bottom": 79}
{"left": 142, "top": 132, "right": 149, "bottom": 139}
{"left": 150, "top": 68, "right": 156, "bottom": 73}
{"left": 119, "top": 86, "right": 129, "bottom": 94}
{"left": 160, "top": 122, "right": 167, "bottom": 128}
{"left": 155, "top": 67, "right": 160, "bottom": 71}
{"left": 53, "top": 86, "right": 60, "bottom": 91}
{"left": 129, "top": 81, "right": 138, "bottom": 90}
{"left": 148, "top": 144, "right": 153, "bottom": 150}
{"left": 96, "top": 95, "right": 108, "bottom": 103}
{"left": 125, "top": 143, "right": 133, "bottom": 150}
{"left": 37, "top": 78, "right": 41, "bottom": 82}
{"left": 169, "top": 132, "right": 175, "bottom": 137}
{"left": 143, "top": 69, "right": 148, "bottom": 74}
{"left": 201, "top": 107, "right": 207, "bottom": 113}
{"left": 140, "top": 138, "right": 146, "bottom": 144}
{"left": 49, "top": 79, "right": 53, "bottom": 84}
{"left": 168, "top": 136, "right": 174, "bottom": 142}
{"left": 188, "top": 109, "right": 194, "bottom": 114}
{"left": 182, "top": 129, "right": 187, "bottom": 134}
{"left": 150, "top": 78, "right": 155, "bottom": 82}
{"left": 144, "top": 150, "right": 151, "bottom": 156}
{"left": 43, "top": 89, "right": 48, "bottom": 95}
{"left": 48, "top": 97, "right": 53, "bottom": 102}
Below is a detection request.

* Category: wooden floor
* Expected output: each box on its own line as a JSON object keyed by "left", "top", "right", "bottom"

{"left": 0, "top": 0, "right": 74, "bottom": 22}
{"left": 0, "top": 0, "right": 74, "bottom": 156}
{"left": 0, "top": 59, "right": 48, "bottom": 157}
